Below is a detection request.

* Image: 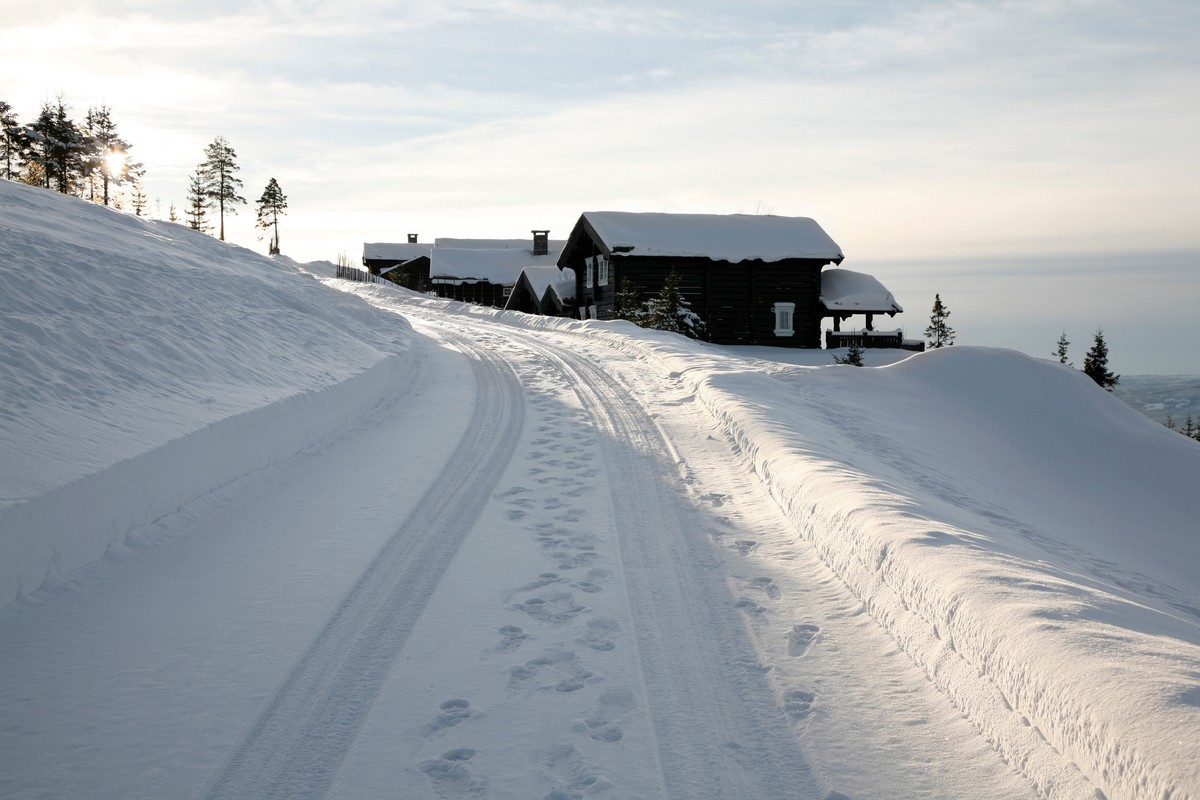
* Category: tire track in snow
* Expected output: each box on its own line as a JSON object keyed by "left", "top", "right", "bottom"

{"left": 202, "top": 331, "right": 524, "bottom": 800}
{"left": 510, "top": 331, "right": 821, "bottom": 800}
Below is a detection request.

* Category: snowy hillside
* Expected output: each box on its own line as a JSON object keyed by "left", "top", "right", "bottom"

{"left": 1, "top": 179, "right": 1198, "bottom": 800}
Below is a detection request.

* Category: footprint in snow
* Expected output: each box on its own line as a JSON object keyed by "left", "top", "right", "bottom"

{"left": 496, "top": 625, "right": 530, "bottom": 652}
{"left": 507, "top": 649, "right": 593, "bottom": 694}
{"left": 576, "top": 686, "right": 635, "bottom": 743}
{"left": 751, "top": 576, "right": 782, "bottom": 599}
{"left": 579, "top": 617, "right": 619, "bottom": 651}
{"left": 416, "top": 748, "right": 487, "bottom": 798}
{"left": 787, "top": 624, "right": 820, "bottom": 657}
{"left": 783, "top": 690, "right": 816, "bottom": 720}
{"left": 513, "top": 591, "right": 586, "bottom": 624}
{"left": 735, "top": 598, "right": 767, "bottom": 615}
{"left": 424, "top": 699, "right": 473, "bottom": 737}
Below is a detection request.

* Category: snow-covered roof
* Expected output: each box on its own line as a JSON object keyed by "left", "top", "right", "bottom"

{"left": 580, "top": 212, "right": 843, "bottom": 263}
{"left": 546, "top": 267, "right": 576, "bottom": 303}
{"left": 435, "top": 237, "right": 567, "bottom": 251}
{"left": 516, "top": 265, "right": 567, "bottom": 300}
{"left": 363, "top": 242, "right": 432, "bottom": 262}
{"left": 430, "top": 247, "right": 563, "bottom": 285}
{"left": 819, "top": 268, "right": 902, "bottom": 314}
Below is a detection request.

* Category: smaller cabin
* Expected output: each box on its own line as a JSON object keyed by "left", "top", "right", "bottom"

{"left": 363, "top": 237, "right": 432, "bottom": 290}
{"left": 505, "top": 266, "right": 577, "bottom": 315}
{"left": 429, "top": 231, "right": 564, "bottom": 307}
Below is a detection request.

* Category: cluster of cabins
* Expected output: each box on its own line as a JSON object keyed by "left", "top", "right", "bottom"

{"left": 363, "top": 212, "right": 922, "bottom": 351}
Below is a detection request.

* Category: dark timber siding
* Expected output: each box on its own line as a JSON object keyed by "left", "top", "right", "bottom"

{"left": 557, "top": 220, "right": 829, "bottom": 346}
{"left": 605, "top": 257, "right": 823, "bottom": 346}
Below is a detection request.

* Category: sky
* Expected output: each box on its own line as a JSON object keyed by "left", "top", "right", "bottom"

{"left": 2, "top": 0, "right": 1198, "bottom": 373}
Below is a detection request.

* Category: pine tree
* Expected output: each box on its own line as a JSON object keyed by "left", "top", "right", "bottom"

{"left": 185, "top": 172, "right": 209, "bottom": 232}
{"left": 1081, "top": 329, "right": 1119, "bottom": 391}
{"left": 925, "top": 293, "right": 955, "bottom": 348}
{"left": 131, "top": 182, "right": 147, "bottom": 216}
{"left": 198, "top": 136, "right": 245, "bottom": 240}
{"left": 168, "top": 203, "right": 179, "bottom": 223}
{"left": 834, "top": 339, "right": 865, "bottom": 366}
{"left": 0, "top": 100, "right": 24, "bottom": 180}
{"left": 26, "top": 97, "right": 85, "bottom": 194}
{"left": 255, "top": 177, "right": 287, "bottom": 255}
{"left": 643, "top": 270, "right": 707, "bottom": 340}
{"left": 1053, "top": 330, "right": 1071, "bottom": 365}
{"left": 1183, "top": 414, "right": 1196, "bottom": 439}
{"left": 1165, "top": 412, "right": 1175, "bottom": 430}
{"left": 614, "top": 276, "right": 642, "bottom": 322}
{"left": 83, "top": 105, "right": 139, "bottom": 207}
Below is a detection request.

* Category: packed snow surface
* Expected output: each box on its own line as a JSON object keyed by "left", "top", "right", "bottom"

{"left": 578, "top": 211, "right": 845, "bottom": 262}
{"left": 1, "top": 180, "right": 1198, "bottom": 800}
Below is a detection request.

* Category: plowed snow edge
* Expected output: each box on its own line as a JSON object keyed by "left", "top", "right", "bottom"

{"left": 0, "top": 353, "right": 413, "bottom": 608}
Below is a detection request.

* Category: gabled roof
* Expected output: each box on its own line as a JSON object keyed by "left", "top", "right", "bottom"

{"left": 516, "top": 265, "right": 567, "bottom": 300}
{"left": 503, "top": 266, "right": 577, "bottom": 313}
{"left": 363, "top": 242, "right": 432, "bottom": 262}
{"left": 819, "top": 268, "right": 903, "bottom": 314}
{"left": 571, "top": 212, "right": 844, "bottom": 263}
{"left": 431, "top": 246, "right": 564, "bottom": 285}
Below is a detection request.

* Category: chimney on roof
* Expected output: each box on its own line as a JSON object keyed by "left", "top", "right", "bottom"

{"left": 407, "top": 233, "right": 418, "bottom": 243}
{"left": 532, "top": 230, "right": 549, "bottom": 256}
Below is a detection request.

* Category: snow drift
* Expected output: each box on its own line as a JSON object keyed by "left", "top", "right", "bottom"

{"left": 0, "top": 180, "right": 415, "bottom": 605}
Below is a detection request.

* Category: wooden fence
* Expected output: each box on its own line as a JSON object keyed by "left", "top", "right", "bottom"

{"left": 336, "top": 264, "right": 380, "bottom": 284}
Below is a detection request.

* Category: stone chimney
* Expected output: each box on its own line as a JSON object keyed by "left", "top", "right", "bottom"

{"left": 407, "top": 233, "right": 418, "bottom": 243}
{"left": 532, "top": 230, "right": 549, "bottom": 256}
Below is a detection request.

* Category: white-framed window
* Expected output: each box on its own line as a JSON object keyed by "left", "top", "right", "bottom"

{"left": 585, "top": 256, "right": 594, "bottom": 288}
{"left": 597, "top": 254, "right": 610, "bottom": 286}
{"left": 772, "top": 302, "right": 795, "bottom": 337}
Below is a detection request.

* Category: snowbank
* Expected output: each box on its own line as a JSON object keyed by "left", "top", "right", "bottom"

{"left": 392, "top": 294, "right": 1200, "bottom": 800}
{"left": 0, "top": 181, "right": 415, "bottom": 605}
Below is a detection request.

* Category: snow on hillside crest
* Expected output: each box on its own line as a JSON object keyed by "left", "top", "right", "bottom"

{"left": 0, "top": 179, "right": 415, "bottom": 600}
{"left": 2, "top": 178, "right": 1199, "bottom": 799}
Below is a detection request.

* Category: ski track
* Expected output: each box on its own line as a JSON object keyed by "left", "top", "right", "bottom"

{"left": 486, "top": 324, "right": 823, "bottom": 799}
{"left": 202, "top": 332, "right": 524, "bottom": 800}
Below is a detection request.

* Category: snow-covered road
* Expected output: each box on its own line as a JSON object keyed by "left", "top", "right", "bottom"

{"left": 0, "top": 294, "right": 1044, "bottom": 799}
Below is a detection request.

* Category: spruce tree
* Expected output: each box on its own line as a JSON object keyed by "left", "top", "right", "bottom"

{"left": 185, "top": 172, "right": 210, "bottom": 232}
{"left": 27, "top": 97, "right": 85, "bottom": 193}
{"left": 925, "top": 293, "right": 955, "bottom": 348}
{"left": 131, "top": 183, "right": 147, "bottom": 216}
{"left": 83, "top": 105, "right": 139, "bottom": 206}
{"left": 834, "top": 339, "right": 865, "bottom": 366}
{"left": 0, "top": 100, "right": 23, "bottom": 180}
{"left": 1081, "top": 329, "right": 1119, "bottom": 391}
{"left": 198, "top": 136, "right": 245, "bottom": 240}
{"left": 255, "top": 177, "right": 287, "bottom": 255}
{"left": 1053, "top": 330, "right": 1071, "bottom": 365}
{"left": 614, "top": 276, "right": 642, "bottom": 322}
{"left": 643, "top": 270, "right": 707, "bottom": 340}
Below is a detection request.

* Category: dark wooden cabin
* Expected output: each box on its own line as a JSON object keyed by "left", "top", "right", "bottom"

{"left": 557, "top": 212, "right": 845, "bottom": 347}
{"left": 362, "top": 235, "right": 432, "bottom": 290}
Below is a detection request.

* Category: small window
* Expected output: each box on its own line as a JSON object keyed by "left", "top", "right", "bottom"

{"left": 597, "top": 255, "right": 610, "bottom": 286}
{"left": 585, "top": 257, "right": 594, "bottom": 288}
{"left": 772, "top": 302, "right": 795, "bottom": 337}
